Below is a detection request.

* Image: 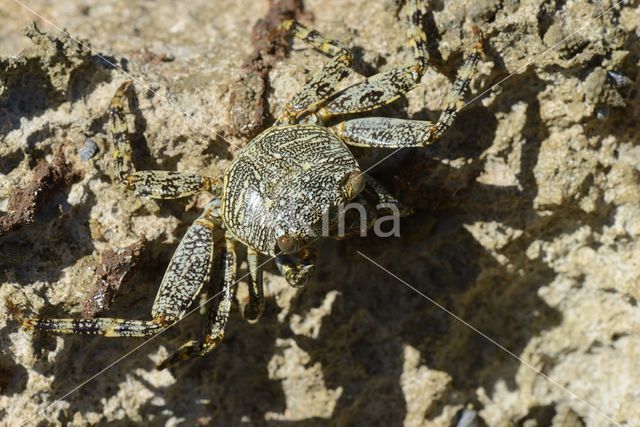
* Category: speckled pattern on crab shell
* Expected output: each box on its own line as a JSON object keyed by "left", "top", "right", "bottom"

{"left": 221, "top": 124, "right": 359, "bottom": 255}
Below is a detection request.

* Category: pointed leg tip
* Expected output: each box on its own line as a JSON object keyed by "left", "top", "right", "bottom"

{"left": 157, "top": 351, "right": 184, "bottom": 370}
{"left": 4, "top": 298, "right": 35, "bottom": 330}
{"left": 156, "top": 358, "right": 174, "bottom": 371}
{"left": 118, "top": 79, "right": 134, "bottom": 92}
{"left": 4, "top": 296, "right": 17, "bottom": 312}
{"left": 157, "top": 340, "right": 204, "bottom": 370}
{"left": 469, "top": 26, "right": 485, "bottom": 50}
{"left": 241, "top": 304, "right": 263, "bottom": 324}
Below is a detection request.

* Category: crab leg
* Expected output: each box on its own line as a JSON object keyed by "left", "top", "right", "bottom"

{"left": 276, "top": 249, "right": 316, "bottom": 288}
{"left": 316, "top": 0, "right": 430, "bottom": 118}
{"left": 109, "top": 80, "right": 136, "bottom": 181}
{"left": 110, "top": 81, "right": 219, "bottom": 198}
{"left": 157, "top": 234, "right": 237, "bottom": 369}
{"left": 124, "top": 171, "right": 219, "bottom": 199}
{"left": 362, "top": 175, "right": 412, "bottom": 216}
{"left": 275, "top": 20, "right": 353, "bottom": 124}
{"left": 8, "top": 203, "right": 220, "bottom": 337}
{"left": 242, "top": 247, "right": 265, "bottom": 322}
{"left": 330, "top": 175, "right": 411, "bottom": 239}
{"left": 331, "top": 32, "right": 482, "bottom": 147}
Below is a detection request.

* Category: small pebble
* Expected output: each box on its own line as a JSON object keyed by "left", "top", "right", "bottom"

{"left": 79, "top": 138, "right": 98, "bottom": 160}
{"left": 607, "top": 71, "right": 632, "bottom": 88}
{"left": 456, "top": 409, "right": 478, "bottom": 427}
{"left": 595, "top": 105, "right": 609, "bottom": 120}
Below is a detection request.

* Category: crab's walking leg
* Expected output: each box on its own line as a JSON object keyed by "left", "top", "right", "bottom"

{"left": 276, "top": 249, "right": 316, "bottom": 288}
{"left": 317, "top": 0, "right": 430, "bottom": 118}
{"left": 110, "top": 81, "right": 219, "bottom": 199}
{"left": 242, "top": 248, "right": 265, "bottom": 322}
{"left": 329, "top": 179, "right": 407, "bottom": 240}
{"left": 125, "top": 171, "right": 220, "bottom": 199}
{"left": 331, "top": 32, "right": 482, "bottom": 147}
{"left": 7, "top": 203, "right": 220, "bottom": 337}
{"left": 275, "top": 20, "right": 353, "bottom": 124}
{"left": 109, "top": 80, "right": 136, "bottom": 181}
{"left": 157, "top": 234, "right": 237, "bottom": 369}
{"left": 363, "top": 175, "right": 412, "bottom": 216}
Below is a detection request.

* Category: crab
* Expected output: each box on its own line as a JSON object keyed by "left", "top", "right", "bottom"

{"left": 7, "top": 0, "right": 483, "bottom": 369}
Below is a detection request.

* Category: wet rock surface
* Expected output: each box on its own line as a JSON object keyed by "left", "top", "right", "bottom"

{"left": 1, "top": 0, "right": 639, "bottom": 425}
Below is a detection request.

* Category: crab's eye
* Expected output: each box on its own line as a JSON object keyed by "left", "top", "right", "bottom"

{"left": 277, "top": 235, "right": 301, "bottom": 254}
{"left": 344, "top": 171, "right": 365, "bottom": 199}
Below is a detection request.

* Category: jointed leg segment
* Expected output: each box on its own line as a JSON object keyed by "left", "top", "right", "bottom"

{"left": 276, "top": 20, "right": 353, "bottom": 124}
{"left": 332, "top": 27, "right": 483, "bottom": 147}
{"left": 109, "top": 81, "right": 220, "bottom": 199}
{"left": 126, "top": 171, "right": 220, "bottom": 199}
{"left": 157, "top": 234, "right": 237, "bottom": 369}
{"left": 277, "top": 0, "right": 431, "bottom": 123}
{"left": 276, "top": 249, "right": 316, "bottom": 288}
{"left": 242, "top": 248, "right": 265, "bottom": 322}
{"left": 10, "top": 203, "right": 220, "bottom": 339}
{"left": 319, "top": 0, "right": 430, "bottom": 118}
{"left": 10, "top": 313, "right": 165, "bottom": 337}
{"left": 109, "top": 80, "right": 135, "bottom": 182}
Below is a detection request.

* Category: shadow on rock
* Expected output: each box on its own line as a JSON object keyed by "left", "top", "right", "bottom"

{"left": 0, "top": 352, "right": 28, "bottom": 397}
{"left": 0, "top": 22, "right": 114, "bottom": 138}
{"left": 267, "top": 70, "right": 571, "bottom": 423}
{"left": 0, "top": 189, "right": 96, "bottom": 285}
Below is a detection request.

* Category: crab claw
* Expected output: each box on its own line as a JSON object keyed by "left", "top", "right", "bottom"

{"left": 276, "top": 250, "right": 316, "bottom": 288}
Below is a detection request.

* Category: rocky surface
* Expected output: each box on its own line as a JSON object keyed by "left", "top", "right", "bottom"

{"left": 1, "top": 0, "right": 639, "bottom": 426}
